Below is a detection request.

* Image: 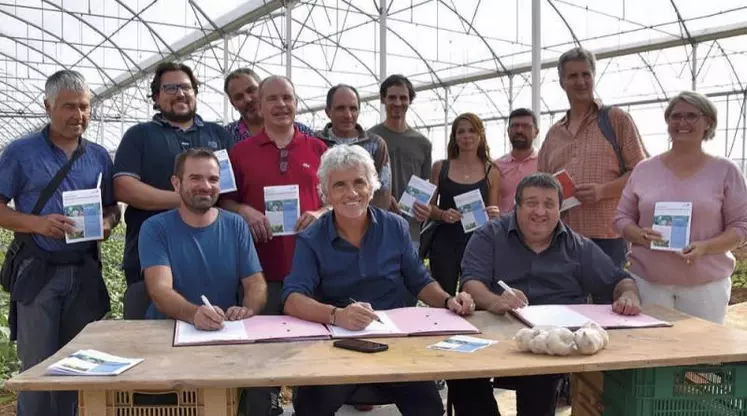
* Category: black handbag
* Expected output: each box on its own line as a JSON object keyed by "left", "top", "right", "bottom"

{"left": 418, "top": 161, "right": 450, "bottom": 260}
{"left": 1, "top": 141, "right": 87, "bottom": 292}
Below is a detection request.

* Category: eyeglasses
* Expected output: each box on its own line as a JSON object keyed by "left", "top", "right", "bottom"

{"left": 161, "top": 83, "right": 194, "bottom": 95}
{"left": 279, "top": 148, "right": 288, "bottom": 174}
{"left": 668, "top": 112, "right": 702, "bottom": 124}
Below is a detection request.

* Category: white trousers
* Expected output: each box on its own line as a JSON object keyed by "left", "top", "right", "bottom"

{"left": 630, "top": 273, "right": 731, "bottom": 324}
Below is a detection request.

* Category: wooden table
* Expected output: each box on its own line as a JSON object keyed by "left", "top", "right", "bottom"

{"left": 8, "top": 306, "right": 747, "bottom": 415}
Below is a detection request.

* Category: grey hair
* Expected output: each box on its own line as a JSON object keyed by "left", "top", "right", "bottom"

{"left": 557, "top": 47, "right": 596, "bottom": 86}
{"left": 45, "top": 70, "right": 89, "bottom": 106}
{"left": 317, "top": 145, "right": 381, "bottom": 204}
{"left": 514, "top": 173, "right": 563, "bottom": 207}
{"left": 664, "top": 91, "right": 718, "bottom": 141}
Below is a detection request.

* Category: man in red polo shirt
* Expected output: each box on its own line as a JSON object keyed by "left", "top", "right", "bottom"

{"left": 221, "top": 74, "right": 327, "bottom": 415}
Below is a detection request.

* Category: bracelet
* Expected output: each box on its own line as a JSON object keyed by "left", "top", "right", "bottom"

{"left": 330, "top": 307, "right": 338, "bottom": 325}
{"left": 443, "top": 296, "right": 454, "bottom": 308}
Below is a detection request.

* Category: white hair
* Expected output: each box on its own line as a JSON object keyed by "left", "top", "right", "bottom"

{"left": 317, "top": 145, "right": 381, "bottom": 204}
{"left": 45, "top": 70, "right": 89, "bottom": 106}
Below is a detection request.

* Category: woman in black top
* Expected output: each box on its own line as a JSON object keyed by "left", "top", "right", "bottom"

{"left": 427, "top": 113, "right": 501, "bottom": 295}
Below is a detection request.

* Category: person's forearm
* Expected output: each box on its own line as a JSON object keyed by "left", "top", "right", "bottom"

{"left": 612, "top": 278, "right": 640, "bottom": 301}
{"left": 416, "top": 282, "right": 452, "bottom": 308}
{"left": 462, "top": 280, "right": 503, "bottom": 313}
{"left": 702, "top": 228, "right": 742, "bottom": 255}
{"left": 102, "top": 204, "right": 121, "bottom": 230}
{"left": 283, "top": 293, "right": 334, "bottom": 324}
{"left": 149, "top": 288, "right": 200, "bottom": 323}
{"left": 0, "top": 203, "right": 38, "bottom": 233}
{"left": 114, "top": 177, "right": 180, "bottom": 211}
{"left": 242, "top": 278, "right": 268, "bottom": 315}
{"left": 602, "top": 172, "right": 632, "bottom": 200}
{"left": 428, "top": 205, "right": 444, "bottom": 220}
{"left": 220, "top": 198, "right": 245, "bottom": 213}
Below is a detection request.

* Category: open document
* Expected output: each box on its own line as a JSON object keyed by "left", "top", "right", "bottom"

{"left": 214, "top": 149, "right": 237, "bottom": 194}
{"left": 553, "top": 170, "right": 581, "bottom": 212}
{"left": 454, "top": 189, "right": 488, "bottom": 233}
{"left": 47, "top": 349, "right": 143, "bottom": 376}
{"left": 651, "top": 202, "right": 692, "bottom": 251}
{"left": 511, "top": 304, "right": 672, "bottom": 330}
{"left": 327, "top": 311, "right": 403, "bottom": 339}
{"left": 264, "top": 185, "right": 300, "bottom": 236}
{"left": 398, "top": 176, "right": 437, "bottom": 218}
{"left": 62, "top": 187, "right": 103, "bottom": 244}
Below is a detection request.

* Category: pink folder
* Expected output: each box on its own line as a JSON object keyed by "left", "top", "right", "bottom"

{"left": 387, "top": 307, "right": 481, "bottom": 336}
{"left": 243, "top": 316, "right": 332, "bottom": 342}
{"left": 567, "top": 305, "right": 672, "bottom": 329}
{"left": 510, "top": 304, "right": 672, "bottom": 330}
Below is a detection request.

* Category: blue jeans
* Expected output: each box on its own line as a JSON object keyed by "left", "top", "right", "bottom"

{"left": 293, "top": 382, "right": 443, "bottom": 416}
{"left": 16, "top": 262, "right": 101, "bottom": 416}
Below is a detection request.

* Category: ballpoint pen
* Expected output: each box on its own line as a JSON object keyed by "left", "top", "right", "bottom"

{"left": 497, "top": 280, "right": 528, "bottom": 308}
{"left": 349, "top": 297, "right": 384, "bottom": 324}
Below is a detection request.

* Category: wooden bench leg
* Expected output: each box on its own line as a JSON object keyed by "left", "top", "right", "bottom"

{"left": 79, "top": 390, "right": 107, "bottom": 416}
{"left": 203, "top": 388, "right": 233, "bottom": 416}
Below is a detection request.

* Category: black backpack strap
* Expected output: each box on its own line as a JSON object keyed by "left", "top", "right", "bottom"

{"left": 597, "top": 105, "right": 626, "bottom": 176}
{"left": 30, "top": 139, "right": 88, "bottom": 215}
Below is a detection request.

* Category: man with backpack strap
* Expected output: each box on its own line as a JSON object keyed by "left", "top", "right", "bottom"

{"left": 538, "top": 46, "right": 648, "bottom": 269}
{"left": 0, "top": 70, "right": 120, "bottom": 416}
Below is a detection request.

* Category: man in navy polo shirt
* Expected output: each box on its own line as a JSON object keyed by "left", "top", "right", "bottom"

{"left": 0, "top": 70, "right": 120, "bottom": 416}
{"left": 113, "top": 62, "right": 235, "bottom": 287}
{"left": 223, "top": 67, "right": 314, "bottom": 143}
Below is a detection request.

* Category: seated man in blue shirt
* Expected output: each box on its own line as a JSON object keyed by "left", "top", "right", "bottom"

{"left": 281, "top": 145, "right": 475, "bottom": 416}
{"left": 138, "top": 148, "right": 269, "bottom": 415}
{"left": 448, "top": 172, "right": 641, "bottom": 416}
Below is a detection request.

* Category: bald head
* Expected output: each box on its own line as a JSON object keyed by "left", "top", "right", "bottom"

{"left": 258, "top": 75, "right": 297, "bottom": 129}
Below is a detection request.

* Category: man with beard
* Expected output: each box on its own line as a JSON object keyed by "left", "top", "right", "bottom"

{"left": 0, "top": 70, "right": 120, "bottom": 416}
{"left": 495, "top": 108, "right": 539, "bottom": 214}
{"left": 224, "top": 67, "right": 313, "bottom": 143}
{"left": 139, "top": 148, "right": 268, "bottom": 415}
{"left": 114, "top": 62, "right": 235, "bottom": 287}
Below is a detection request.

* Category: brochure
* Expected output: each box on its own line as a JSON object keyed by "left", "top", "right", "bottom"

{"left": 427, "top": 335, "right": 498, "bottom": 353}
{"left": 398, "top": 176, "right": 437, "bottom": 218}
{"left": 454, "top": 189, "right": 488, "bottom": 233}
{"left": 264, "top": 185, "right": 300, "bottom": 236}
{"left": 62, "top": 187, "right": 104, "bottom": 244}
{"left": 553, "top": 170, "right": 581, "bottom": 212}
{"left": 651, "top": 201, "right": 693, "bottom": 251}
{"left": 214, "top": 149, "right": 237, "bottom": 194}
{"left": 46, "top": 349, "right": 143, "bottom": 376}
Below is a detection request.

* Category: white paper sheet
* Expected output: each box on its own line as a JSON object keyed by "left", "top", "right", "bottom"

{"left": 215, "top": 149, "right": 237, "bottom": 194}
{"left": 327, "top": 311, "right": 403, "bottom": 338}
{"left": 174, "top": 320, "right": 249, "bottom": 345}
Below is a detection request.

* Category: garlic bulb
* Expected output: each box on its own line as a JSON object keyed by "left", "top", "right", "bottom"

{"left": 574, "top": 328, "right": 605, "bottom": 355}
{"left": 515, "top": 328, "right": 539, "bottom": 352}
{"left": 545, "top": 327, "right": 575, "bottom": 356}
{"left": 529, "top": 331, "right": 550, "bottom": 354}
{"left": 583, "top": 321, "right": 609, "bottom": 348}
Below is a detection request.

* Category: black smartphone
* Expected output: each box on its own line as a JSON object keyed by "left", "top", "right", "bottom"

{"left": 333, "top": 339, "right": 389, "bottom": 353}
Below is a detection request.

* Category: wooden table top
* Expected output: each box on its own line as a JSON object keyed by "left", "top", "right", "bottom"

{"left": 8, "top": 305, "right": 747, "bottom": 391}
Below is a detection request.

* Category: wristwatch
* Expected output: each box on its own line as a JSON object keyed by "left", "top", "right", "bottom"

{"left": 330, "top": 307, "right": 338, "bottom": 325}
{"left": 443, "top": 296, "right": 454, "bottom": 308}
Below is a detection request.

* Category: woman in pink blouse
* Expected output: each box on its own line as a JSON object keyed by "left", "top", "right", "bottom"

{"left": 613, "top": 91, "right": 747, "bottom": 323}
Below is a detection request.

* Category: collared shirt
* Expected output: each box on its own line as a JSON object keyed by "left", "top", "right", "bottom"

{"left": 460, "top": 214, "right": 627, "bottom": 305}
{"left": 113, "top": 114, "right": 235, "bottom": 270}
{"left": 280, "top": 207, "right": 434, "bottom": 310}
{"left": 224, "top": 128, "right": 327, "bottom": 282}
{"left": 495, "top": 148, "right": 538, "bottom": 213}
{"left": 225, "top": 118, "right": 314, "bottom": 144}
{"left": 0, "top": 125, "right": 115, "bottom": 252}
{"left": 538, "top": 101, "right": 647, "bottom": 238}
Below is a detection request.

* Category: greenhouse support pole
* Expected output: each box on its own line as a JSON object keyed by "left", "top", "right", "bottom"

{"left": 285, "top": 1, "right": 292, "bottom": 79}
{"left": 223, "top": 35, "right": 230, "bottom": 123}
{"left": 379, "top": 1, "right": 387, "bottom": 119}
{"left": 531, "top": 0, "right": 541, "bottom": 130}
{"left": 691, "top": 42, "right": 698, "bottom": 91}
